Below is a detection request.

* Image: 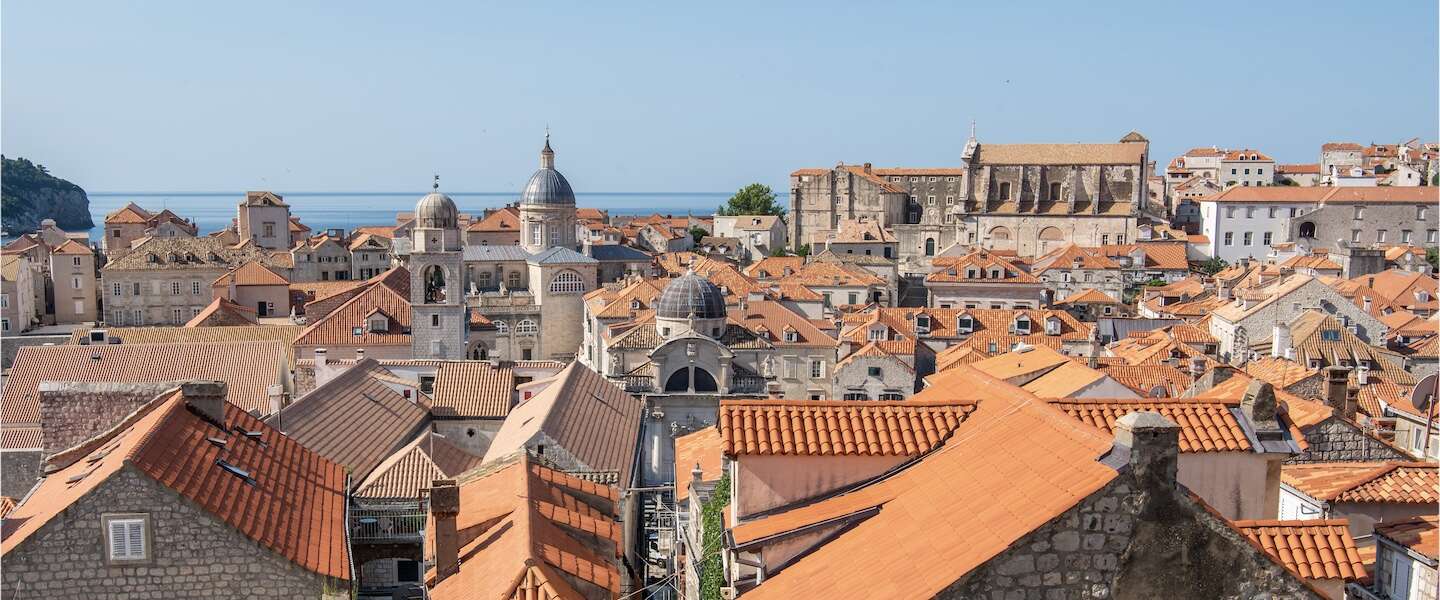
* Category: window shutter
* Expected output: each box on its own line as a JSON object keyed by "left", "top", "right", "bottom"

{"left": 125, "top": 521, "right": 145, "bottom": 558}
{"left": 108, "top": 521, "right": 128, "bottom": 558}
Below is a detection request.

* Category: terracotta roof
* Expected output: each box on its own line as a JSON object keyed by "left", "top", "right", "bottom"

{"left": 934, "top": 344, "right": 984, "bottom": 372}
{"left": 0, "top": 497, "right": 14, "bottom": 518}
{"left": 354, "top": 430, "right": 483, "bottom": 500}
{"left": 817, "top": 218, "right": 897, "bottom": 244}
{"left": 927, "top": 250, "right": 1039, "bottom": 283}
{"left": 972, "top": 142, "right": 1146, "bottom": 166}
{"left": 1200, "top": 186, "right": 1439, "bottom": 204}
{"left": 1095, "top": 242, "right": 1190, "bottom": 271}
{"left": 1323, "top": 142, "right": 1364, "bottom": 151}
{"left": 428, "top": 455, "right": 621, "bottom": 600}
{"left": 1048, "top": 397, "right": 1256, "bottom": 453}
{"left": 1374, "top": 515, "right": 1438, "bottom": 560}
{"left": 1, "top": 427, "right": 42, "bottom": 450}
{"left": 1277, "top": 164, "right": 1321, "bottom": 174}
{"left": 1, "top": 341, "right": 287, "bottom": 428}
{"left": 63, "top": 324, "right": 303, "bottom": 346}
{"left": 430, "top": 361, "right": 515, "bottom": 418}
{"left": 1100, "top": 364, "right": 1193, "bottom": 397}
{"left": 743, "top": 256, "right": 805, "bottom": 279}
{"left": 1281, "top": 252, "right": 1342, "bottom": 272}
{"left": 1195, "top": 372, "right": 1333, "bottom": 431}
{"left": 720, "top": 399, "right": 976, "bottom": 457}
{"left": 1, "top": 388, "right": 350, "bottom": 580}
{"left": 466, "top": 206, "right": 520, "bottom": 232}
{"left": 481, "top": 363, "right": 644, "bottom": 486}
{"left": 1222, "top": 149, "right": 1274, "bottom": 161}
{"left": 1055, "top": 288, "right": 1121, "bottom": 305}
{"left": 1244, "top": 357, "right": 1319, "bottom": 389}
{"left": 674, "top": 427, "right": 723, "bottom": 503}
{"left": 185, "top": 296, "right": 259, "bottom": 327}
{"left": 103, "top": 235, "right": 286, "bottom": 272}
{"left": 1282, "top": 462, "right": 1438, "bottom": 504}
{"left": 737, "top": 300, "right": 835, "bottom": 347}
{"left": 269, "top": 359, "right": 430, "bottom": 482}
{"left": 1033, "top": 244, "right": 1121, "bottom": 272}
{"left": 51, "top": 239, "right": 91, "bottom": 255}
{"left": 292, "top": 268, "right": 412, "bottom": 348}
{"left": 103, "top": 202, "right": 153, "bottom": 224}
{"left": 1232, "top": 519, "right": 1366, "bottom": 581}
{"left": 785, "top": 260, "right": 885, "bottom": 288}
{"left": 732, "top": 366, "right": 1122, "bottom": 599}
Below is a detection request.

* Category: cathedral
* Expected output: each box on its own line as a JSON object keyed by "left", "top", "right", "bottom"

{"left": 789, "top": 130, "right": 1149, "bottom": 273}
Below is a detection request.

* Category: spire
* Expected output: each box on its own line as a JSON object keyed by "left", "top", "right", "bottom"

{"left": 968, "top": 120, "right": 976, "bottom": 141}
{"left": 962, "top": 120, "right": 979, "bottom": 162}
{"left": 540, "top": 129, "right": 555, "bottom": 169}
{"left": 432, "top": 174, "right": 440, "bottom": 191}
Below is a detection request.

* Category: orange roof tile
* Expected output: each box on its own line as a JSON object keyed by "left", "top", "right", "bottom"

{"left": 185, "top": 296, "right": 259, "bottom": 327}
{"left": 429, "top": 361, "right": 515, "bottom": 418}
{"left": 293, "top": 269, "right": 412, "bottom": 348}
{"left": 0, "top": 497, "right": 14, "bottom": 518}
{"left": 354, "top": 431, "right": 483, "bottom": 500}
{"left": 51, "top": 239, "right": 92, "bottom": 255}
{"left": 1100, "top": 364, "right": 1193, "bottom": 397}
{"left": 1048, "top": 397, "right": 1253, "bottom": 453}
{"left": 465, "top": 206, "right": 520, "bottom": 232}
{"left": 674, "top": 427, "right": 723, "bottom": 503}
{"left": 1375, "top": 515, "right": 1438, "bottom": 560}
{"left": 1, "top": 388, "right": 350, "bottom": 580}
{"left": 1055, "top": 288, "right": 1121, "bottom": 305}
{"left": 720, "top": 399, "right": 976, "bottom": 457}
{"left": 1282, "top": 462, "right": 1439, "bottom": 504}
{"left": 1233, "top": 519, "right": 1366, "bottom": 581}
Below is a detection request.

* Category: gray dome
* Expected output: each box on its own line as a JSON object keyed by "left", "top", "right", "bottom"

{"left": 520, "top": 168, "right": 576, "bottom": 206}
{"left": 656, "top": 271, "right": 727, "bottom": 320}
{"left": 415, "top": 191, "right": 459, "bottom": 228}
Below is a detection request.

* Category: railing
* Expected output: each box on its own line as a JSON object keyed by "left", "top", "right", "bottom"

{"left": 351, "top": 505, "right": 426, "bottom": 543}
{"left": 729, "top": 376, "right": 768, "bottom": 394}
{"left": 620, "top": 375, "right": 656, "bottom": 393}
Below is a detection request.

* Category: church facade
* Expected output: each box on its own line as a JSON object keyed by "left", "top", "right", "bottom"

{"left": 790, "top": 131, "right": 1149, "bottom": 273}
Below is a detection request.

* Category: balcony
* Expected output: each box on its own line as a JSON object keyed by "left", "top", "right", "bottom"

{"left": 351, "top": 505, "right": 426, "bottom": 543}
{"left": 729, "top": 376, "right": 768, "bottom": 394}
{"left": 619, "top": 375, "right": 656, "bottom": 393}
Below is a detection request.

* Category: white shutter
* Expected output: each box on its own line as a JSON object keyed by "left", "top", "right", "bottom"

{"left": 125, "top": 521, "right": 145, "bottom": 558}
{"left": 107, "top": 518, "right": 145, "bottom": 560}
{"left": 108, "top": 521, "right": 128, "bottom": 559}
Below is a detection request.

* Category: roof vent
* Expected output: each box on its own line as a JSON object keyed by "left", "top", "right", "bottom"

{"left": 206, "top": 436, "right": 228, "bottom": 449}
{"left": 216, "top": 459, "right": 256, "bottom": 485}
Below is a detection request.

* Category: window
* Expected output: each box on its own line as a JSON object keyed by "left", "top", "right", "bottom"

{"left": 72, "top": 277, "right": 81, "bottom": 289}
{"left": 478, "top": 271, "right": 493, "bottom": 288}
{"left": 1401, "top": 230, "right": 1412, "bottom": 244}
{"left": 868, "top": 327, "right": 885, "bottom": 341}
{"left": 1243, "top": 169, "right": 1250, "bottom": 175}
{"left": 1268, "top": 207, "right": 1277, "bottom": 218}
{"left": 104, "top": 514, "right": 149, "bottom": 562}
{"left": 1223, "top": 232, "right": 1234, "bottom": 246}
{"left": 927, "top": 195, "right": 936, "bottom": 206}
{"left": 1245, "top": 207, "right": 1255, "bottom": 218}
{"left": 72, "top": 256, "right": 82, "bottom": 267}
{"left": 1116, "top": 235, "right": 1124, "bottom": 244}
{"left": 132, "top": 309, "right": 143, "bottom": 325}
{"left": 530, "top": 225, "right": 542, "bottom": 246}
{"left": 1049, "top": 182, "right": 1061, "bottom": 201}
{"left": 1101, "top": 235, "right": 1109, "bottom": 246}
{"left": 1351, "top": 230, "right": 1361, "bottom": 243}
{"left": 999, "top": 182, "right": 1011, "bottom": 200}
{"left": 1263, "top": 232, "right": 1272, "bottom": 246}
{"left": 1289, "top": 207, "right": 1297, "bottom": 217}
{"left": 957, "top": 315, "right": 974, "bottom": 332}
{"left": 549, "top": 270, "right": 585, "bottom": 294}
{"left": 1225, "top": 207, "right": 1235, "bottom": 218}
{"left": 192, "top": 281, "right": 201, "bottom": 295}
{"left": 1, "top": 319, "right": 7, "bottom": 332}
{"left": 1242, "top": 232, "right": 1252, "bottom": 246}
{"left": 1419, "top": 206, "right": 1429, "bottom": 220}
{"left": 263, "top": 222, "right": 275, "bottom": 238}
{"left": 494, "top": 320, "right": 508, "bottom": 333}
{"left": 1429, "top": 230, "right": 1438, "bottom": 244}
{"left": 810, "top": 360, "right": 824, "bottom": 379}
{"left": 516, "top": 319, "right": 538, "bottom": 335}
{"left": 1354, "top": 206, "right": 1365, "bottom": 219}
{"left": 112, "top": 283, "right": 122, "bottom": 297}
{"left": 1320, "top": 330, "right": 1341, "bottom": 341}
{"left": 867, "top": 367, "right": 882, "bottom": 378}
{"left": 431, "top": 314, "right": 440, "bottom": 327}
{"left": 172, "top": 308, "right": 184, "bottom": 324}
{"left": 550, "top": 229, "right": 559, "bottom": 246}
{"left": 843, "top": 393, "right": 868, "bottom": 401}
{"left": 1376, "top": 229, "right": 1387, "bottom": 243}
{"left": 171, "top": 282, "right": 181, "bottom": 295}
{"left": 508, "top": 271, "right": 522, "bottom": 289}
{"left": 784, "top": 330, "right": 798, "bottom": 343}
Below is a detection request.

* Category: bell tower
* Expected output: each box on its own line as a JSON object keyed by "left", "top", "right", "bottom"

{"left": 410, "top": 176, "right": 467, "bottom": 359}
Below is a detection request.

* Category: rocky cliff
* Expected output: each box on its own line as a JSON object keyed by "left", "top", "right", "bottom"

{"left": 1, "top": 156, "right": 94, "bottom": 234}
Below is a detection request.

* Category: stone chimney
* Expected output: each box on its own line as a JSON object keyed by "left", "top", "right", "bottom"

{"left": 430, "top": 478, "right": 461, "bottom": 582}
{"left": 1189, "top": 356, "right": 1206, "bottom": 378}
{"left": 1188, "top": 364, "right": 1234, "bottom": 396}
{"left": 1324, "top": 366, "right": 1355, "bottom": 420}
{"left": 1114, "top": 411, "right": 1180, "bottom": 490}
{"left": 266, "top": 384, "right": 286, "bottom": 414}
{"left": 1241, "top": 380, "right": 1285, "bottom": 442}
{"left": 314, "top": 348, "right": 338, "bottom": 388}
{"left": 863, "top": 162, "right": 873, "bottom": 174}
{"left": 181, "top": 380, "right": 228, "bottom": 426}
{"left": 1270, "top": 323, "right": 1291, "bottom": 359}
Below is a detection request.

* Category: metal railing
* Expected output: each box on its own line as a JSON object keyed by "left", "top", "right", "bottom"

{"left": 350, "top": 505, "right": 426, "bottom": 543}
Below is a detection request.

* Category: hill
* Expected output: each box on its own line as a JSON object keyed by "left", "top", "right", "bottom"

{"left": 1, "top": 156, "right": 94, "bottom": 234}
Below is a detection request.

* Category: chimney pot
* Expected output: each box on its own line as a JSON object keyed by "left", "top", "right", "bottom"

{"left": 1241, "top": 380, "right": 1285, "bottom": 441}
{"left": 430, "top": 478, "right": 461, "bottom": 582}
{"left": 356, "top": 348, "right": 366, "bottom": 360}
{"left": 1114, "top": 411, "right": 1180, "bottom": 489}
{"left": 181, "top": 380, "right": 228, "bottom": 426}
{"left": 1324, "top": 366, "right": 1355, "bottom": 420}
{"left": 315, "top": 348, "right": 328, "bottom": 367}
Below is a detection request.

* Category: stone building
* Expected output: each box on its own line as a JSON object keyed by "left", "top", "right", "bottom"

{"left": 518, "top": 136, "right": 578, "bottom": 254}
{"left": 463, "top": 205, "right": 521, "bottom": 246}
{"left": 712, "top": 214, "right": 787, "bottom": 262}
{"left": 348, "top": 232, "right": 394, "bottom": 280}
{"left": 236, "top": 191, "right": 293, "bottom": 249}
{"left": 212, "top": 260, "right": 291, "bottom": 318}
{"left": 1031, "top": 244, "right": 1126, "bottom": 304}
{"left": 1208, "top": 273, "right": 1386, "bottom": 364}
{"left": 48, "top": 239, "right": 98, "bottom": 324}
{"left": 100, "top": 236, "right": 289, "bottom": 326}
{"left": 291, "top": 234, "right": 354, "bottom": 282}
{"left": 1284, "top": 187, "right": 1439, "bottom": 251}
{"left": 0, "top": 382, "right": 352, "bottom": 599}
{"left": 409, "top": 184, "right": 469, "bottom": 360}
{"left": 100, "top": 202, "right": 198, "bottom": 257}
{"left": 1, "top": 254, "right": 37, "bottom": 334}
{"left": 789, "top": 130, "right": 1147, "bottom": 272}
{"left": 925, "top": 250, "right": 1046, "bottom": 309}
{"left": 1369, "top": 516, "right": 1438, "bottom": 600}
{"left": 1218, "top": 149, "right": 1276, "bottom": 187}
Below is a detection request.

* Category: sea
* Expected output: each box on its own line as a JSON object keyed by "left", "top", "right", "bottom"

{"left": 78, "top": 191, "right": 763, "bottom": 241}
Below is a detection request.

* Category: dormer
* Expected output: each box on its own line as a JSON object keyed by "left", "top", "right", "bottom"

{"left": 168, "top": 252, "right": 180, "bottom": 262}
{"left": 146, "top": 253, "right": 159, "bottom": 264}
{"left": 630, "top": 299, "right": 642, "bottom": 310}
{"left": 1072, "top": 257, "right": 1085, "bottom": 269}
{"left": 366, "top": 310, "right": 389, "bottom": 333}
{"left": 1416, "top": 289, "right": 1431, "bottom": 303}
{"left": 956, "top": 313, "right": 975, "bottom": 334}
{"left": 867, "top": 324, "right": 888, "bottom": 342}
{"left": 1043, "top": 315, "right": 1062, "bottom": 336}
{"left": 915, "top": 313, "right": 931, "bottom": 334}
{"left": 185, "top": 252, "right": 198, "bottom": 262}
{"left": 1012, "top": 314, "right": 1032, "bottom": 335}
{"left": 209, "top": 252, "right": 222, "bottom": 262}
{"left": 965, "top": 267, "right": 980, "bottom": 279}
{"left": 783, "top": 327, "right": 799, "bottom": 343}
{"left": 989, "top": 268, "right": 1003, "bottom": 279}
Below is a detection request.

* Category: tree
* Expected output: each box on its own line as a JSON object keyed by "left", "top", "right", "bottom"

{"left": 717, "top": 183, "right": 784, "bottom": 217}
{"left": 1427, "top": 247, "right": 1438, "bottom": 271}
{"left": 794, "top": 244, "right": 811, "bottom": 258}
{"left": 769, "top": 247, "right": 789, "bottom": 257}
{"left": 1196, "top": 257, "right": 1228, "bottom": 276}
{"left": 689, "top": 226, "right": 708, "bottom": 244}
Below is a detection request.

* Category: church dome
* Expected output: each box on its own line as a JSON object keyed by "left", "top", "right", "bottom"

{"left": 656, "top": 271, "right": 727, "bottom": 320}
{"left": 415, "top": 189, "right": 459, "bottom": 228}
{"left": 520, "top": 137, "right": 576, "bottom": 206}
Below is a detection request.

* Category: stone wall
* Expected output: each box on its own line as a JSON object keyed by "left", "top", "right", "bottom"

{"left": 101, "top": 269, "right": 226, "bottom": 326}
{"left": 939, "top": 469, "right": 1321, "bottom": 599}
{"left": 1, "top": 466, "right": 348, "bottom": 599}
{"left": 1, "top": 450, "right": 42, "bottom": 498}
{"left": 39, "top": 381, "right": 180, "bottom": 455}
{"left": 1287, "top": 417, "right": 1413, "bottom": 464}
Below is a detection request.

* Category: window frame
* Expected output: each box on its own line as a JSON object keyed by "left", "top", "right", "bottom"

{"left": 102, "top": 513, "right": 152, "bottom": 564}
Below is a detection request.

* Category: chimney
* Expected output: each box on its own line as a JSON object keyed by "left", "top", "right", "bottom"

{"left": 863, "top": 162, "right": 872, "bottom": 174}
{"left": 314, "top": 348, "right": 338, "bottom": 388}
{"left": 266, "top": 383, "right": 286, "bottom": 414}
{"left": 181, "top": 380, "right": 228, "bottom": 426}
{"left": 1113, "top": 411, "right": 1180, "bottom": 491}
{"left": 1270, "top": 322, "right": 1291, "bottom": 358}
{"left": 430, "top": 478, "right": 461, "bottom": 582}
{"left": 315, "top": 347, "right": 328, "bottom": 368}
{"left": 1357, "top": 365, "right": 1370, "bottom": 385}
{"left": 1324, "top": 366, "right": 1355, "bottom": 420}
{"left": 1362, "top": 296, "right": 1372, "bottom": 313}
{"left": 1240, "top": 380, "right": 1285, "bottom": 442}
{"left": 355, "top": 348, "right": 366, "bottom": 361}
{"left": 1189, "top": 355, "right": 1206, "bottom": 377}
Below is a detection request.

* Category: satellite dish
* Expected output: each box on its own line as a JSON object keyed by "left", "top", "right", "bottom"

{"left": 1411, "top": 374, "right": 1438, "bottom": 414}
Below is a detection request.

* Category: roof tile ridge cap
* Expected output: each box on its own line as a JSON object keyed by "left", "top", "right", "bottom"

{"left": 45, "top": 387, "right": 184, "bottom": 473}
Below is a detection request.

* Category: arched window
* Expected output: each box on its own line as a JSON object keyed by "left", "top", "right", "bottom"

{"left": 1038, "top": 226, "right": 1065, "bottom": 241}
{"left": 423, "top": 265, "right": 446, "bottom": 303}
{"left": 516, "top": 319, "right": 538, "bottom": 335}
{"left": 924, "top": 238, "right": 936, "bottom": 256}
{"left": 1298, "top": 222, "right": 1316, "bottom": 239}
{"left": 989, "top": 226, "right": 1012, "bottom": 241}
{"left": 549, "top": 270, "right": 585, "bottom": 294}
{"left": 494, "top": 320, "right": 509, "bottom": 334}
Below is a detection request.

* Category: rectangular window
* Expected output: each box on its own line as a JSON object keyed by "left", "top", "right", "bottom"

{"left": 263, "top": 222, "right": 275, "bottom": 238}
{"left": 72, "top": 256, "right": 82, "bottom": 266}
{"left": 810, "top": 360, "right": 824, "bottom": 379}
{"left": 192, "top": 281, "right": 201, "bottom": 295}
{"left": 104, "top": 515, "right": 148, "bottom": 562}
{"left": 1268, "top": 207, "right": 1277, "bottom": 218}
{"left": 72, "top": 277, "right": 81, "bottom": 289}
{"left": 927, "top": 195, "right": 936, "bottom": 206}
{"left": 1226, "top": 207, "right": 1235, "bottom": 218}
{"left": 1, "top": 319, "right": 8, "bottom": 332}
{"left": 132, "top": 309, "right": 143, "bottom": 325}
{"left": 1224, "top": 232, "right": 1234, "bottom": 246}
{"left": 1263, "top": 232, "right": 1272, "bottom": 245}
{"left": 1243, "top": 232, "right": 1252, "bottom": 246}
{"left": 1401, "top": 230, "right": 1412, "bottom": 243}
{"left": 0, "top": 294, "right": 8, "bottom": 309}
{"left": 172, "top": 308, "right": 184, "bottom": 324}
{"left": 1289, "top": 207, "right": 1297, "bottom": 217}
{"left": 1245, "top": 207, "right": 1255, "bottom": 218}
{"left": 1377, "top": 229, "right": 1387, "bottom": 243}
{"left": 171, "top": 282, "right": 180, "bottom": 295}
{"left": 1351, "top": 230, "right": 1361, "bottom": 243}
{"left": 1101, "top": 235, "right": 1109, "bottom": 245}
{"left": 1354, "top": 206, "right": 1365, "bottom": 219}
{"left": 1429, "top": 230, "right": 1438, "bottom": 244}
{"left": 113, "top": 283, "right": 122, "bottom": 296}
{"left": 1419, "top": 206, "right": 1429, "bottom": 220}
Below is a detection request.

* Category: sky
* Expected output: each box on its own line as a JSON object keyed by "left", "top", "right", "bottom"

{"left": 3, "top": 1, "right": 1437, "bottom": 195}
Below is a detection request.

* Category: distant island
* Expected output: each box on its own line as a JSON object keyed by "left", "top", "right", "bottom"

{"left": 2, "top": 156, "right": 94, "bottom": 234}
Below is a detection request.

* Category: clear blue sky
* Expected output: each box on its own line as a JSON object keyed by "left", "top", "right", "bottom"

{"left": 4, "top": 1, "right": 1436, "bottom": 194}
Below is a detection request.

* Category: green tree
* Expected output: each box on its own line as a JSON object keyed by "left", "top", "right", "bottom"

{"left": 1196, "top": 257, "right": 1228, "bottom": 276}
{"left": 698, "top": 473, "right": 732, "bottom": 600}
{"left": 794, "top": 243, "right": 811, "bottom": 258}
{"left": 717, "top": 183, "right": 784, "bottom": 217}
{"left": 689, "top": 226, "right": 708, "bottom": 244}
{"left": 1427, "top": 247, "right": 1438, "bottom": 271}
{"left": 769, "top": 247, "right": 789, "bottom": 257}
